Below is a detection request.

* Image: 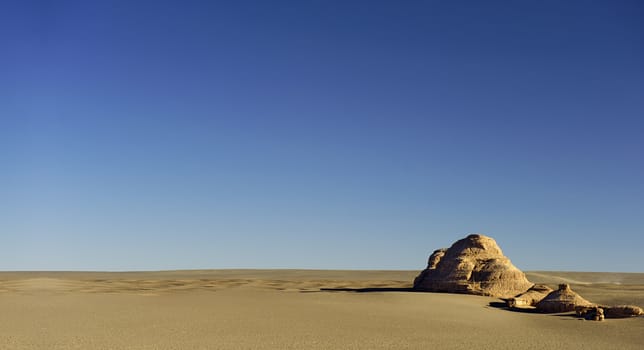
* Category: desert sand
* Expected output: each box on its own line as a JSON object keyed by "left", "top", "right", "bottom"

{"left": 0, "top": 270, "right": 642, "bottom": 349}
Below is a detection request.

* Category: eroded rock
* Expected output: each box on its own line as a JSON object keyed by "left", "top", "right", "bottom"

{"left": 413, "top": 234, "right": 533, "bottom": 298}
{"left": 535, "top": 284, "right": 594, "bottom": 313}
{"left": 507, "top": 284, "right": 553, "bottom": 308}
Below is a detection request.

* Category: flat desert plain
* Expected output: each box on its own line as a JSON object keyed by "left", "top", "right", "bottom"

{"left": 0, "top": 270, "right": 642, "bottom": 349}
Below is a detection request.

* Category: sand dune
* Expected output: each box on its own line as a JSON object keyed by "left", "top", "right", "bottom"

{"left": 0, "top": 270, "right": 642, "bottom": 349}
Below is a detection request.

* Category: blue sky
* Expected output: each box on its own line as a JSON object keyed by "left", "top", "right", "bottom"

{"left": 1, "top": 1, "right": 643, "bottom": 272}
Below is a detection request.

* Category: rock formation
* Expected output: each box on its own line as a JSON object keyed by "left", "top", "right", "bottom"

{"left": 602, "top": 305, "right": 644, "bottom": 318}
{"left": 584, "top": 306, "right": 605, "bottom": 321}
{"left": 413, "top": 234, "right": 533, "bottom": 298}
{"left": 577, "top": 304, "right": 642, "bottom": 319}
{"left": 507, "top": 284, "right": 553, "bottom": 308}
{"left": 535, "top": 284, "right": 594, "bottom": 313}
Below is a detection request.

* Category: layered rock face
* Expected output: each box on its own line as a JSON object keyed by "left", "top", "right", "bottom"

{"left": 413, "top": 234, "right": 533, "bottom": 298}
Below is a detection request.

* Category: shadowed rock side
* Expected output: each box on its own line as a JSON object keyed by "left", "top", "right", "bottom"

{"left": 413, "top": 234, "right": 533, "bottom": 298}
{"left": 602, "top": 305, "right": 644, "bottom": 318}
{"left": 575, "top": 305, "right": 644, "bottom": 320}
{"left": 535, "top": 284, "right": 594, "bottom": 313}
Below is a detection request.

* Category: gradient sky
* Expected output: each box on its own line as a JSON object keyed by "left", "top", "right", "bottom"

{"left": 1, "top": 1, "right": 643, "bottom": 272}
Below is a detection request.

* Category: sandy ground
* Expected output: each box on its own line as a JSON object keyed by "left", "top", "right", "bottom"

{"left": 0, "top": 270, "right": 642, "bottom": 349}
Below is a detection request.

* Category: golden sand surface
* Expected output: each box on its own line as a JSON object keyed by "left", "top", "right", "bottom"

{"left": 0, "top": 270, "right": 642, "bottom": 349}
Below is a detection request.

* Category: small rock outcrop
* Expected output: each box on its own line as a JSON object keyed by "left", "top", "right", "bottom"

{"left": 413, "top": 234, "right": 533, "bottom": 298}
{"left": 603, "top": 305, "right": 644, "bottom": 318}
{"left": 582, "top": 306, "right": 605, "bottom": 321}
{"left": 577, "top": 304, "right": 643, "bottom": 319}
{"left": 507, "top": 284, "right": 553, "bottom": 308}
{"left": 535, "top": 284, "right": 594, "bottom": 313}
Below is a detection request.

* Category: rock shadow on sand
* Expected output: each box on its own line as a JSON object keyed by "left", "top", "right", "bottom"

{"left": 317, "top": 287, "right": 416, "bottom": 293}
{"left": 488, "top": 300, "right": 541, "bottom": 314}
{"left": 488, "top": 300, "right": 583, "bottom": 320}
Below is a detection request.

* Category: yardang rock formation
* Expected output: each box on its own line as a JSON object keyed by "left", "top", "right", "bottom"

{"left": 508, "top": 284, "right": 553, "bottom": 308}
{"left": 413, "top": 234, "right": 533, "bottom": 298}
{"left": 535, "top": 284, "right": 594, "bottom": 313}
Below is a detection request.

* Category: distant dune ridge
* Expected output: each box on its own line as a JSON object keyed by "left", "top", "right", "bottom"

{"left": 413, "top": 234, "right": 533, "bottom": 298}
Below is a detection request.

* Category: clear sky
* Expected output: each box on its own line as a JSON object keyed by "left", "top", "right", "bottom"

{"left": 1, "top": 1, "right": 643, "bottom": 272}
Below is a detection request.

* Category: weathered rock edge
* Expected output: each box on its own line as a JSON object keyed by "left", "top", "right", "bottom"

{"left": 413, "top": 234, "right": 533, "bottom": 298}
